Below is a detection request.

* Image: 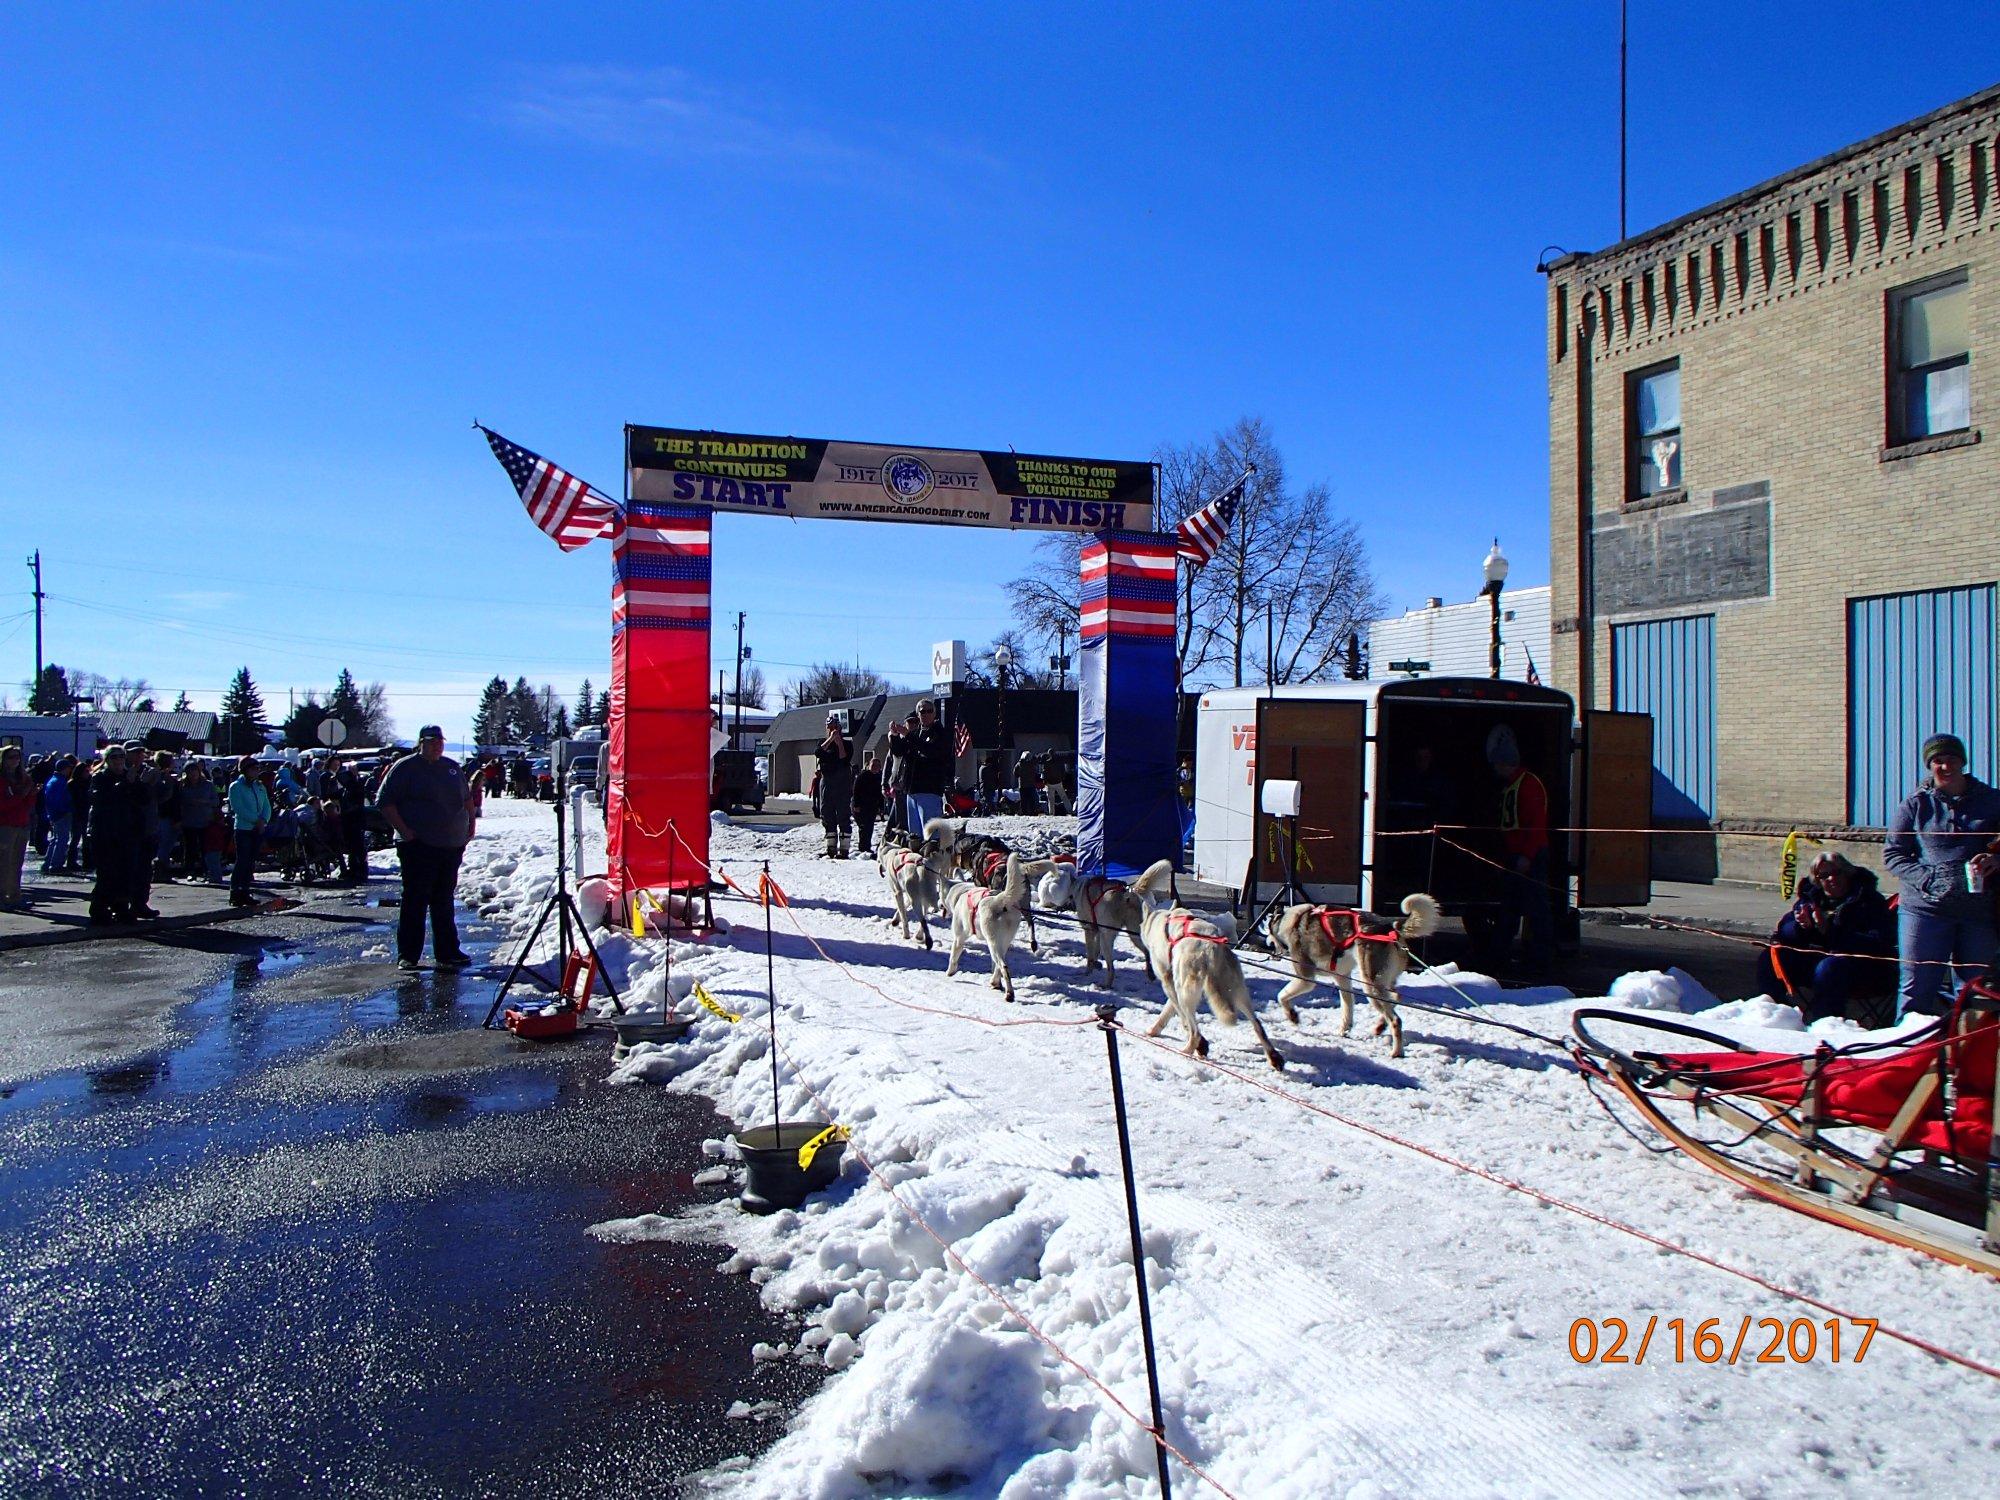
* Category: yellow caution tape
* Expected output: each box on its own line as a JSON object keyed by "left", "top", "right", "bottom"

{"left": 796, "top": 1123, "right": 849, "bottom": 1171}
{"left": 1779, "top": 828, "right": 1823, "bottom": 901}
{"left": 692, "top": 983, "right": 740, "bottom": 1024}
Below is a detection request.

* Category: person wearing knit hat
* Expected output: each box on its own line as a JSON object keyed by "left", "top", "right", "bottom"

{"left": 1921, "top": 732, "right": 1969, "bottom": 767}
{"left": 1883, "top": 728, "right": 2000, "bottom": 1017}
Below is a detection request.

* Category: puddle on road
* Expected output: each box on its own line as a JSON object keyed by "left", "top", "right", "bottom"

{"left": 0, "top": 912, "right": 826, "bottom": 1492}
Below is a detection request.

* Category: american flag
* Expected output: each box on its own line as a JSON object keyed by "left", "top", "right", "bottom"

{"left": 1174, "top": 469, "right": 1250, "bottom": 566}
{"left": 614, "top": 502, "right": 711, "bottom": 632}
{"left": 1523, "top": 648, "right": 1543, "bottom": 687}
{"left": 1080, "top": 535, "right": 1177, "bottom": 642}
{"left": 954, "top": 719, "right": 972, "bottom": 758}
{"left": 480, "top": 426, "right": 620, "bottom": 551}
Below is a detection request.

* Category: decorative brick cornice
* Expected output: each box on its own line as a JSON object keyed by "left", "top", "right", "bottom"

{"left": 1548, "top": 86, "right": 2000, "bottom": 360}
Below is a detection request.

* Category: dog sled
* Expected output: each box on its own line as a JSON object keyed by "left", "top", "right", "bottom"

{"left": 1573, "top": 977, "right": 2000, "bottom": 1277}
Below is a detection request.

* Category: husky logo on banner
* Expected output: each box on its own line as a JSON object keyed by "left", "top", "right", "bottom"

{"left": 881, "top": 454, "right": 937, "bottom": 506}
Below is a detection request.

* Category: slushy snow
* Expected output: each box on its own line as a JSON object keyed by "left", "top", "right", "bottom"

{"left": 462, "top": 798, "right": 2000, "bottom": 1497}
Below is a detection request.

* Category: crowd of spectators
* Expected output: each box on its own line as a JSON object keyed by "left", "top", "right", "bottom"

{"left": 0, "top": 744, "right": 381, "bottom": 922}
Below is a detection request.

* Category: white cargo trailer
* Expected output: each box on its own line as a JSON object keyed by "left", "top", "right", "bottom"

{"left": 1191, "top": 679, "right": 1652, "bottom": 932}
{"left": 0, "top": 711, "right": 104, "bottom": 761}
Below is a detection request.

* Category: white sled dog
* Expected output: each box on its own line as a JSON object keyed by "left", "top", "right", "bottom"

{"left": 1036, "top": 864, "right": 1155, "bottom": 989}
{"left": 1129, "top": 861, "right": 1289, "bottom": 1071}
{"left": 944, "top": 853, "right": 1048, "bottom": 1002}
{"left": 1270, "top": 894, "right": 1441, "bottom": 1059}
{"left": 877, "top": 840, "right": 942, "bottom": 949}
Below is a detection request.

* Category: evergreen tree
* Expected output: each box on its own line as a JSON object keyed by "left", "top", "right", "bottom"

{"left": 472, "top": 676, "right": 511, "bottom": 747}
{"left": 172, "top": 690, "right": 193, "bottom": 712}
{"left": 507, "top": 676, "right": 549, "bottom": 745}
{"left": 551, "top": 703, "right": 572, "bottom": 739}
{"left": 28, "top": 664, "right": 73, "bottom": 714}
{"left": 326, "top": 668, "right": 365, "bottom": 738}
{"left": 219, "top": 667, "right": 267, "bottom": 755}
{"left": 575, "top": 679, "right": 595, "bottom": 726}
{"left": 282, "top": 694, "right": 329, "bottom": 748}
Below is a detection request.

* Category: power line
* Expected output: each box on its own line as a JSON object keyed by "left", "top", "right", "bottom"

{"left": 33, "top": 553, "right": 1008, "bottom": 625}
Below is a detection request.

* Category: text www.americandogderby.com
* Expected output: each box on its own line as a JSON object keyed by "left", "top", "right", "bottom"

{"left": 1568, "top": 1317, "right": 1878, "bottom": 1365}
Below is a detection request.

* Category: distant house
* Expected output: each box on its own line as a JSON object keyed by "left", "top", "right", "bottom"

{"left": 96, "top": 710, "right": 220, "bottom": 753}
{"left": 1368, "top": 585, "right": 1552, "bottom": 682}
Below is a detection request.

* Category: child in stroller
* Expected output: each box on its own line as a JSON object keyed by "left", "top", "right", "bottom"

{"left": 260, "top": 798, "right": 343, "bottom": 885}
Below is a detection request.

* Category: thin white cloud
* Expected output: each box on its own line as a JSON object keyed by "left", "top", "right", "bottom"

{"left": 494, "top": 65, "right": 1009, "bottom": 193}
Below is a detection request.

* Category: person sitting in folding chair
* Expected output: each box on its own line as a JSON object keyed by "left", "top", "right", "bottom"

{"left": 1756, "top": 851, "right": 1898, "bottom": 1025}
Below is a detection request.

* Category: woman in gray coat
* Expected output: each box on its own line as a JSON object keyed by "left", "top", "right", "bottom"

{"left": 1883, "top": 731, "right": 2000, "bottom": 1017}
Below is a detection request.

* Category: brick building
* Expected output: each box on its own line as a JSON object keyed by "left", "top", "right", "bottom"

{"left": 1542, "top": 83, "right": 2000, "bottom": 882}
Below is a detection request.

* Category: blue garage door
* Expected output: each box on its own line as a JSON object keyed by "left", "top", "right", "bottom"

{"left": 1848, "top": 584, "right": 1997, "bottom": 825}
{"left": 1612, "top": 615, "right": 1716, "bottom": 820}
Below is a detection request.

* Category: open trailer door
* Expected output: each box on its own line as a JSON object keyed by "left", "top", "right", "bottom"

{"left": 1578, "top": 708, "right": 1652, "bottom": 907}
{"left": 1250, "top": 696, "right": 1365, "bottom": 909}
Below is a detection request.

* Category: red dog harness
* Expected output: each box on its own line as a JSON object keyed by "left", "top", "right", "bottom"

{"left": 1078, "top": 876, "right": 1126, "bottom": 930}
{"left": 975, "top": 850, "right": 1010, "bottom": 885}
{"left": 1163, "top": 911, "right": 1229, "bottom": 959}
{"left": 962, "top": 887, "right": 991, "bottom": 923}
{"left": 1314, "top": 907, "right": 1403, "bottom": 954}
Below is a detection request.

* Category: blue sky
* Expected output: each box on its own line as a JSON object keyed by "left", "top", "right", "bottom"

{"left": 2, "top": 4, "right": 1994, "bottom": 737}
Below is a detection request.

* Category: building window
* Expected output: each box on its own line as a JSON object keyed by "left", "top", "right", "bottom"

{"left": 1628, "top": 362, "right": 1682, "bottom": 499}
{"left": 1889, "top": 271, "right": 1970, "bottom": 442}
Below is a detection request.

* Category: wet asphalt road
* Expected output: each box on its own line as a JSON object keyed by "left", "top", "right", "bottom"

{"left": 0, "top": 891, "right": 817, "bottom": 1497}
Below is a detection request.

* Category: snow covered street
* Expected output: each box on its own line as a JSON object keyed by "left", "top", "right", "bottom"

{"left": 466, "top": 800, "right": 2000, "bottom": 1498}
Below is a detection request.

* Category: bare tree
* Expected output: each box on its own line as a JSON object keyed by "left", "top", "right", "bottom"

{"left": 783, "top": 663, "right": 893, "bottom": 708}
{"left": 961, "top": 630, "right": 1056, "bottom": 691}
{"left": 1005, "top": 418, "right": 1384, "bottom": 688}
{"left": 70, "top": 671, "right": 156, "bottom": 712}
{"left": 724, "top": 663, "right": 768, "bottom": 708}
{"left": 355, "top": 682, "right": 395, "bottom": 746}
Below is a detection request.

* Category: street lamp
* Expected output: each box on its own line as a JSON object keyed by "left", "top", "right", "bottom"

{"left": 993, "top": 644, "right": 1014, "bottom": 748}
{"left": 70, "top": 694, "right": 95, "bottom": 760}
{"left": 1481, "top": 539, "right": 1509, "bottom": 680}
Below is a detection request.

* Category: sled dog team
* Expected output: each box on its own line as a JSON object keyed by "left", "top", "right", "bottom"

{"left": 877, "top": 818, "right": 1440, "bottom": 1069}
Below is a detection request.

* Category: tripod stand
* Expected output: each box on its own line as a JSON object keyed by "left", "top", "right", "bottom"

{"left": 483, "top": 769, "right": 624, "bottom": 1028}
{"left": 1237, "top": 775, "right": 1311, "bottom": 951}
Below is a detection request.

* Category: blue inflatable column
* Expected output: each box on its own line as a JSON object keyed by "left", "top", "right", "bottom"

{"left": 1077, "top": 531, "right": 1183, "bottom": 880}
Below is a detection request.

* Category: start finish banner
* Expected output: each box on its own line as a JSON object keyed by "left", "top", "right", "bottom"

{"left": 627, "top": 425, "right": 1154, "bottom": 534}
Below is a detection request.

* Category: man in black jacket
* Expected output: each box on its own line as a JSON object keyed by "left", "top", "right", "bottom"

{"left": 87, "top": 748, "right": 143, "bottom": 925}
{"left": 375, "top": 727, "right": 476, "bottom": 971}
{"left": 898, "top": 699, "right": 952, "bottom": 834}
{"left": 852, "top": 751, "right": 883, "bottom": 855}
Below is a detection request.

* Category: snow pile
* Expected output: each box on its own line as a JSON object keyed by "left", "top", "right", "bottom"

{"left": 463, "top": 801, "right": 2000, "bottom": 1495}
{"left": 1699, "top": 995, "right": 1809, "bottom": 1033}
{"left": 1608, "top": 967, "right": 1688, "bottom": 1011}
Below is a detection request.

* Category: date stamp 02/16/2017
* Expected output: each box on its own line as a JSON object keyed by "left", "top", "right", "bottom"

{"left": 1569, "top": 1316, "right": 1878, "bottom": 1366}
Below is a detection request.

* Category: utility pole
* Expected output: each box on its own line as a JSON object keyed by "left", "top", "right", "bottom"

{"left": 27, "top": 551, "right": 44, "bottom": 708}
{"left": 1053, "top": 621, "right": 1069, "bottom": 693}
{"left": 733, "top": 611, "right": 747, "bottom": 743}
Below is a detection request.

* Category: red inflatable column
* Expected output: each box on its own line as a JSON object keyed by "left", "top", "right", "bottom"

{"left": 605, "top": 500, "right": 712, "bottom": 900}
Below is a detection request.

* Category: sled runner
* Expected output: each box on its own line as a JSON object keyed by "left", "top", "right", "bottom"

{"left": 1573, "top": 976, "right": 2000, "bottom": 1277}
